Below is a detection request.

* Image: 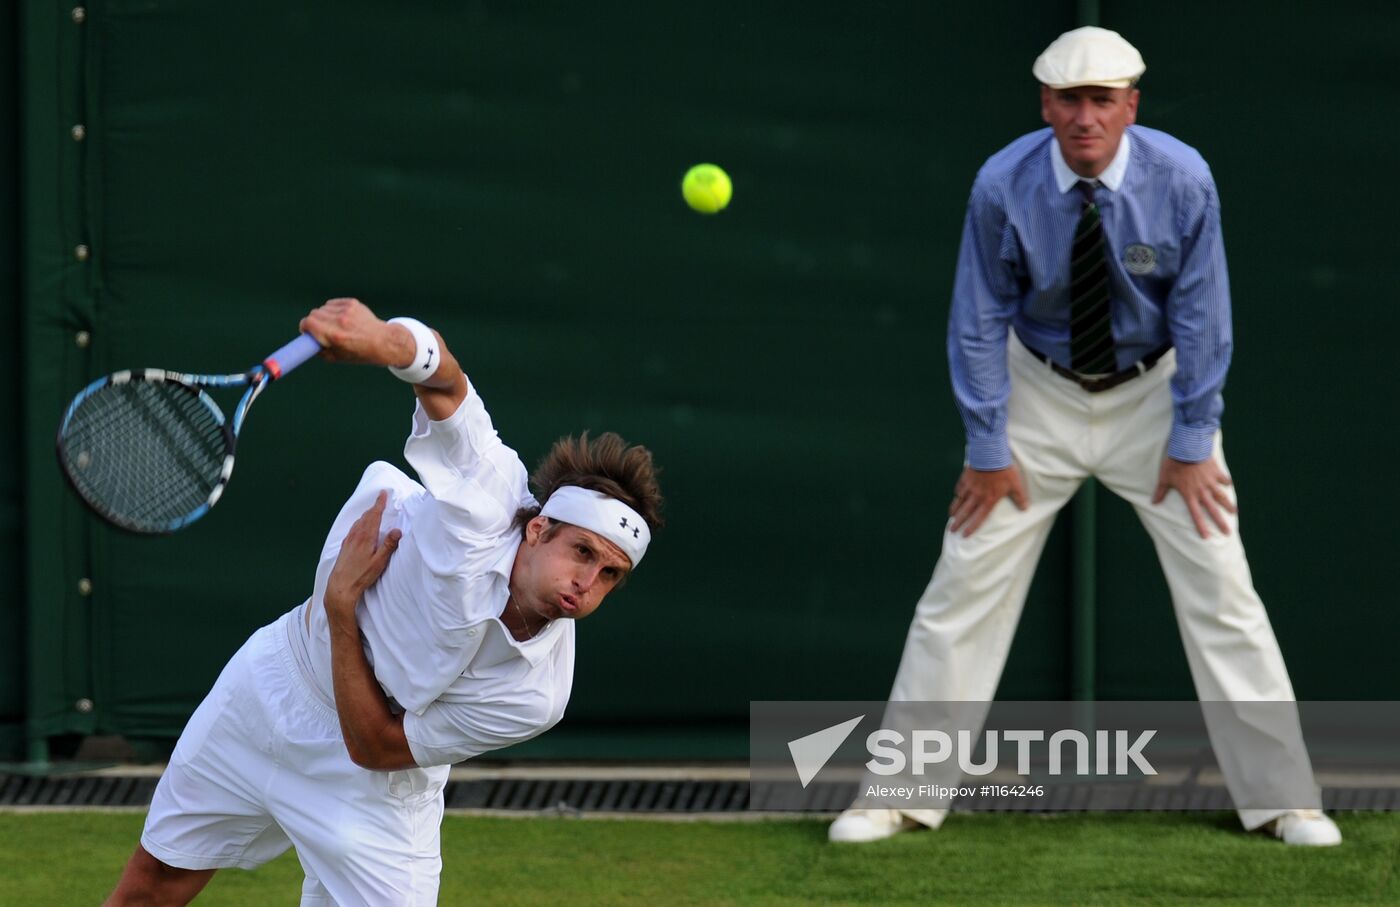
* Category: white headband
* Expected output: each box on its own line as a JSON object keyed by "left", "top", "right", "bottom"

{"left": 539, "top": 486, "right": 651, "bottom": 568}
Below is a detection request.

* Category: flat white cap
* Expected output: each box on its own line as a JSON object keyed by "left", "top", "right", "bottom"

{"left": 1033, "top": 26, "right": 1145, "bottom": 89}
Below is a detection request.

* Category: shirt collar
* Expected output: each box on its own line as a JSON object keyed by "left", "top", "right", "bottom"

{"left": 495, "top": 611, "right": 566, "bottom": 666}
{"left": 1050, "top": 128, "right": 1131, "bottom": 193}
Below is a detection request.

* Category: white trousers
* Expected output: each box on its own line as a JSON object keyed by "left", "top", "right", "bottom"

{"left": 890, "top": 335, "right": 1318, "bottom": 830}
{"left": 142, "top": 612, "right": 449, "bottom": 906}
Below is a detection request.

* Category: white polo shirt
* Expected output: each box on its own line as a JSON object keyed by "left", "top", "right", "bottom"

{"left": 287, "top": 387, "right": 574, "bottom": 768}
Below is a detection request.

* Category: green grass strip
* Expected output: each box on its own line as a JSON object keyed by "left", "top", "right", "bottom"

{"left": 3, "top": 811, "right": 1398, "bottom": 905}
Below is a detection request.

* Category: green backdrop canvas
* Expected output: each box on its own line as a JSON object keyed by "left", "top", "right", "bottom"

{"left": 11, "top": 1, "right": 1398, "bottom": 758}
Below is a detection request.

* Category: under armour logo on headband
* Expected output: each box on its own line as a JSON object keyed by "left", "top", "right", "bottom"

{"left": 620, "top": 517, "right": 640, "bottom": 539}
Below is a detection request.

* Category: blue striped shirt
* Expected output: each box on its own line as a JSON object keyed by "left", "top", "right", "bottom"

{"left": 948, "top": 124, "right": 1231, "bottom": 469}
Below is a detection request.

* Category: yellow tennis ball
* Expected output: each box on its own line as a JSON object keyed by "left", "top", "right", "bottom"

{"left": 682, "top": 163, "right": 732, "bottom": 214}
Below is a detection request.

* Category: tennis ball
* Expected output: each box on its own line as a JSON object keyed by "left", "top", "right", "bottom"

{"left": 681, "top": 163, "right": 732, "bottom": 214}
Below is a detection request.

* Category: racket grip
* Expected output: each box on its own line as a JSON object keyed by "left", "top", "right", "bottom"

{"left": 263, "top": 333, "right": 322, "bottom": 380}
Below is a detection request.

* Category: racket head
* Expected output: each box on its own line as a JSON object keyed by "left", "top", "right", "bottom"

{"left": 56, "top": 369, "right": 244, "bottom": 534}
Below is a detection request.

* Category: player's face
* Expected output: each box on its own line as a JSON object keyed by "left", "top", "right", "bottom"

{"left": 515, "top": 518, "right": 631, "bottom": 623}
{"left": 1041, "top": 85, "right": 1139, "bottom": 178}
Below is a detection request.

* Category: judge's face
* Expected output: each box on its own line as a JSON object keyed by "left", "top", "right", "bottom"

{"left": 1041, "top": 84, "right": 1139, "bottom": 178}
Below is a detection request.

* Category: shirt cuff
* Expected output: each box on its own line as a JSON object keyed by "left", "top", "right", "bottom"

{"left": 402, "top": 715, "right": 458, "bottom": 769}
{"left": 1166, "top": 423, "right": 1218, "bottom": 463}
{"left": 966, "top": 435, "right": 1014, "bottom": 471}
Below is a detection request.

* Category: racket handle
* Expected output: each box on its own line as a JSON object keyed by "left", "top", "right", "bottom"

{"left": 262, "top": 333, "right": 322, "bottom": 380}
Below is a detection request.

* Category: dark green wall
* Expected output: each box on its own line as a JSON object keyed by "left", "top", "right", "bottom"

{"left": 1, "top": 0, "right": 24, "bottom": 760}
{"left": 10, "top": 1, "right": 1399, "bottom": 760}
{"left": 1089, "top": 3, "right": 1400, "bottom": 699}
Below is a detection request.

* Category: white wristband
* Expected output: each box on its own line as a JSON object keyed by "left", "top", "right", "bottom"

{"left": 386, "top": 317, "right": 440, "bottom": 384}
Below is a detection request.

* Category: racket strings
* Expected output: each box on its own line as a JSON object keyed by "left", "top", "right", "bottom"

{"left": 59, "top": 381, "right": 230, "bottom": 532}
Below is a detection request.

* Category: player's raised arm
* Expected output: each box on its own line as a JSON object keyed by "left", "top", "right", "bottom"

{"left": 300, "top": 297, "right": 468, "bottom": 420}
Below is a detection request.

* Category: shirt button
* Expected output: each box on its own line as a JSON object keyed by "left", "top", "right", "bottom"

{"left": 467, "top": 628, "right": 478, "bottom": 637}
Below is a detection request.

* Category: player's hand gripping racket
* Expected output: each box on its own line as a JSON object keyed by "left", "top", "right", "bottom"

{"left": 56, "top": 333, "right": 322, "bottom": 534}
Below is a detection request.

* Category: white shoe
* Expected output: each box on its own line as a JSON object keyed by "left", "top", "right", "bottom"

{"left": 828, "top": 808, "right": 920, "bottom": 843}
{"left": 1268, "top": 810, "right": 1342, "bottom": 846}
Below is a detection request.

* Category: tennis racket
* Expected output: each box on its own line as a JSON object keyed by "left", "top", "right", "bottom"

{"left": 56, "top": 333, "right": 322, "bottom": 534}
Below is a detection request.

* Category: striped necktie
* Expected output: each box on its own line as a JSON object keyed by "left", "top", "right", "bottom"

{"left": 1069, "top": 180, "right": 1117, "bottom": 374}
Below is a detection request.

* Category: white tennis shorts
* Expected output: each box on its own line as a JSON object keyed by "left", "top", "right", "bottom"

{"left": 141, "top": 612, "right": 449, "bottom": 906}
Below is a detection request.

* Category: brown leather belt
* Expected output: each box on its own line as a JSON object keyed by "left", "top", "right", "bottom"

{"left": 1022, "top": 340, "right": 1173, "bottom": 394}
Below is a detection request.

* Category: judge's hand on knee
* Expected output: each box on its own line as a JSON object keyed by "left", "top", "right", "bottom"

{"left": 949, "top": 465, "right": 1029, "bottom": 537}
{"left": 1153, "top": 456, "right": 1237, "bottom": 539}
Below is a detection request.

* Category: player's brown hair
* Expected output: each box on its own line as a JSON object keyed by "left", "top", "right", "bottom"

{"left": 513, "top": 432, "right": 665, "bottom": 538}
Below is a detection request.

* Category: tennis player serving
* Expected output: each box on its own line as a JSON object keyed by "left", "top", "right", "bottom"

{"left": 104, "top": 298, "right": 664, "bottom": 906}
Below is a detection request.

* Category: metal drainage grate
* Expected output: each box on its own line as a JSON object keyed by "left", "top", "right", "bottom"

{"left": 3, "top": 773, "right": 1398, "bottom": 813}
{"left": 0, "top": 774, "right": 753, "bottom": 813}
{"left": 0, "top": 773, "right": 159, "bottom": 808}
{"left": 445, "top": 778, "right": 750, "bottom": 812}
